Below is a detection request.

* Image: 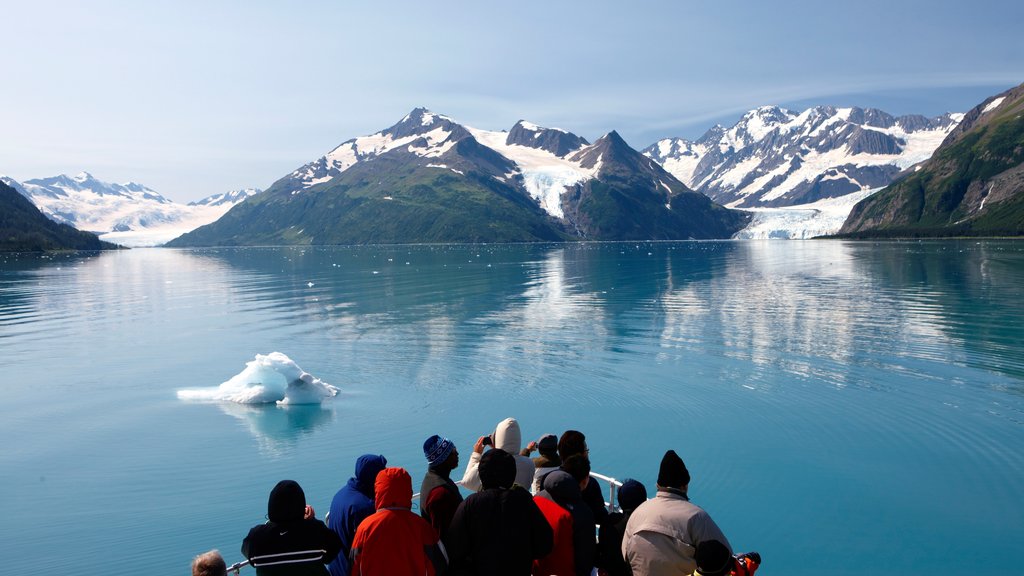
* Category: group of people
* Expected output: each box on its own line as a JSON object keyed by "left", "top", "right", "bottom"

{"left": 192, "top": 417, "right": 760, "bottom": 576}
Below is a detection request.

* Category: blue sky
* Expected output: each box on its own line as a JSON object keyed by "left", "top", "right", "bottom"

{"left": 2, "top": 0, "right": 1021, "bottom": 202}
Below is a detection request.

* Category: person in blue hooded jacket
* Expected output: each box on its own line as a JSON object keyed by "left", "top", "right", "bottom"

{"left": 326, "top": 454, "right": 387, "bottom": 576}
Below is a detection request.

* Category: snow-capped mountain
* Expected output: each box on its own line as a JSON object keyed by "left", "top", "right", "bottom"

{"left": 644, "top": 106, "right": 963, "bottom": 210}
{"left": 169, "top": 108, "right": 747, "bottom": 246}
{"left": 189, "top": 188, "right": 261, "bottom": 207}
{"left": 5, "top": 172, "right": 260, "bottom": 247}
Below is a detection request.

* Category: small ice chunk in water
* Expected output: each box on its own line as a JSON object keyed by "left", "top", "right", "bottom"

{"left": 177, "top": 352, "right": 338, "bottom": 405}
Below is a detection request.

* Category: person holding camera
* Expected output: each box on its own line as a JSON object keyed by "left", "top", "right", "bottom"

{"left": 459, "top": 417, "right": 535, "bottom": 492}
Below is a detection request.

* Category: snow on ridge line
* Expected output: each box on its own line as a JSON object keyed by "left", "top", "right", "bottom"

{"left": 982, "top": 97, "right": 1006, "bottom": 115}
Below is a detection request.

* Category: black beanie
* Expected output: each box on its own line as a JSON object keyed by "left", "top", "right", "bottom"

{"left": 657, "top": 450, "right": 690, "bottom": 488}
{"left": 479, "top": 448, "right": 516, "bottom": 489}
{"left": 267, "top": 479, "right": 306, "bottom": 522}
{"left": 617, "top": 478, "right": 648, "bottom": 511}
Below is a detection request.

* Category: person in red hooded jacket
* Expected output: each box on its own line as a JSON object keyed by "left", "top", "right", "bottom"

{"left": 349, "top": 467, "right": 447, "bottom": 576}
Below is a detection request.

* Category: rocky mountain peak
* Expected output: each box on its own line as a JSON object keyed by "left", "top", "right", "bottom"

{"left": 505, "top": 120, "right": 588, "bottom": 157}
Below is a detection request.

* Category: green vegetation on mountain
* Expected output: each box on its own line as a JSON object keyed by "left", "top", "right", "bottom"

{"left": 168, "top": 153, "right": 568, "bottom": 246}
{"left": 0, "top": 181, "right": 118, "bottom": 251}
{"left": 564, "top": 132, "right": 749, "bottom": 240}
{"left": 838, "top": 83, "right": 1024, "bottom": 237}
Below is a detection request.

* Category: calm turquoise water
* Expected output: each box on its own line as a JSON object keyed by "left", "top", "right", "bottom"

{"left": 1, "top": 241, "right": 1022, "bottom": 576}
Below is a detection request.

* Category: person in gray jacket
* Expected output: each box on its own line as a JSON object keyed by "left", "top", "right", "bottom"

{"left": 622, "top": 450, "right": 731, "bottom": 576}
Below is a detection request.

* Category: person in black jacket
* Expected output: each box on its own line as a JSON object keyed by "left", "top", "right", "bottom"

{"left": 242, "top": 479, "right": 343, "bottom": 576}
{"left": 596, "top": 478, "right": 647, "bottom": 576}
{"left": 558, "top": 430, "right": 610, "bottom": 526}
{"left": 538, "top": 469, "right": 596, "bottom": 576}
{"left": 444, "top": 448, "right": 553, "bottom": 576}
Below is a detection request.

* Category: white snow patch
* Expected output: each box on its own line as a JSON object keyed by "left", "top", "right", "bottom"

{"left": 982, "top": 97, "right": 1006, "bottom": 115}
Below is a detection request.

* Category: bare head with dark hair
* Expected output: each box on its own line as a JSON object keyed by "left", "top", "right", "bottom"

{"left": 560, "top": 454, "right": 591, "bottom": 488}
{"left": 558, "top": 430, "right": 587, "bottom": 459}
{"left": 192, "top": 550, "right": 226, "bottom": 576}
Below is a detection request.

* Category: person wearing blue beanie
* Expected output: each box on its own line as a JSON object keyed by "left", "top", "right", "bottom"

{"left": 419, "top": 434, "right": 462, "bottom": 539}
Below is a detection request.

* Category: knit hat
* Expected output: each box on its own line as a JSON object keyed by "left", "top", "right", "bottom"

{"left": 617, "top": 478, "right": 648, "bottom": 511}
{"left": 537, "top": 434, "right": 558, "bottom": 456}
{"left": 423, "top": 434, "right": 455, "bottom": 467}
{"left": 479, "top": 448, "right": 516, "bottom": 489}
{"left": 267, "top": 479, "right": 306, "bottom": 522}
{"left": 657, "top": 450, "right": 690, "bottom": 488}
{"left": 695, "top": 540, "right": 732, "bottom": 576}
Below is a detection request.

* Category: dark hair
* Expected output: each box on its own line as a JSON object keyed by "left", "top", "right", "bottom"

{"left": 558, "top": 430, "right": 587, "bottom": 459}
{"left": 560, "top": 454, "right": 591, "bottom": 484}
{"left": 479, "top": 448, "right": 516, "bottom": 489}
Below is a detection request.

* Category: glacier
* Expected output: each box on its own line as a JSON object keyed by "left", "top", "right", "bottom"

{"left": 176, "top": 352, "right": 339, "bottom": 405}
{"left": 732, "top": 189, "right": 880, "bottom": 239}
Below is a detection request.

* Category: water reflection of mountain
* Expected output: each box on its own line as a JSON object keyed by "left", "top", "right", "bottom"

{"left": 853, "top": 241, "right": 1024, "bottom": 384}
{"left": 217, "top": 402, "right": 334, "bottom": 456}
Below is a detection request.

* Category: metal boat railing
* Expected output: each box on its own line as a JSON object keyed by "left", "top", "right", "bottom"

{"left": 224, "top": 472, "right": 623, "bottom": 573}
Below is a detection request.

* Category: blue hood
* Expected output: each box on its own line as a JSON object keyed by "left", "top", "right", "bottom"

{"left": 352, "top": 454, "right": 387, "bottom": 497}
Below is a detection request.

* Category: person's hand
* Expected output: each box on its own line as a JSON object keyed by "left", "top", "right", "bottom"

{"left": 474, "top": 436, "right": 488, "bottom": 454}
{"left": 304, "top": 505, "right": 315, "bottom": 520}
{"left": 526, "top": 441, "right": 537, "bottom": 452}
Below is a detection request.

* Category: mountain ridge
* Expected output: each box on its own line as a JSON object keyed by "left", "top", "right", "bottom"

{"left": 168, "top": 109, "right": 749, "bottom": 246}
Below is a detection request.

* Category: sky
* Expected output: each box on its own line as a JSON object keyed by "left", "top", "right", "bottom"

{"left": 2, "top": 0, "right": 1022, "bottom": 203}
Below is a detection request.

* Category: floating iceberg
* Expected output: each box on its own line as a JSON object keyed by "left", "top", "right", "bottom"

{"left": 177, "top": 352, "right": 339, "bottom": 404}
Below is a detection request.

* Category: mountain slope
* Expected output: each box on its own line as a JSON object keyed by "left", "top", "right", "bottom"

{"left": 839, "top": 82, "right": 1024, "bottom": 237}
{"left": 0, "top": 181, "right": 116, "bottom": 251}
{"left": 563, "top": 131, "right": 748, "bottom": 239}
{"left": 170, "top": 109, "right": 748, "bottom": 246}
{"left": 644, "top": 105, "right": 961, "bottom": 209}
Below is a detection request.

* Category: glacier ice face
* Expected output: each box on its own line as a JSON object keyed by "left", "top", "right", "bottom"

{"left": 176, "top": 352, "right": 338, "bottom": 405}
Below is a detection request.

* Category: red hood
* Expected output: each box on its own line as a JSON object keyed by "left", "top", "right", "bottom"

{"left": 374, "top": 467, "right": 413, "bottom": 510}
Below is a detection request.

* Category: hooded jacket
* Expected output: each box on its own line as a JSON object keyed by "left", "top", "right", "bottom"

{"left": 538, "top": 471, "right": 596, "bottom": 576}
{"left": 242, "top": 480, "right": 343, "bottom": 576}
{"left": 622, "top": 490, "right": 731, "bottom": 576}
{"left": 349, "top": 467, "right": 447, "bottom": 576}
{"left": 460, "top": 418, "right": 536, "bottom": 492}
{"left": 327, "top": 454, "right": 387, "bottom": 576}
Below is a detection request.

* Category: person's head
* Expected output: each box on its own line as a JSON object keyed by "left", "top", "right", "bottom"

{"left": 541, "top": 470, "right": 582, "bottom": 507}
{"left": 695, "top": 540, "right": 732, "bottom": 576}
{"left": 353, "top": 454, "right": 388, "bottom": 496}
{"left": 479, "top": 448, "right": 516, "bottom": 489}
{"left": 492, "top": 417, "right": 523, "bottom": 453}
{"left": 560, "top": 453, "right": 591, "bottom": 490}
{"left": 192, "top": 550, "right": 226, "bottom": 576}
{"left": 374, "top": 467, "right": 414, "bottom": 511}
{"left": 558, "top": 430, "right": 588, "bottom": 459}
{"left": 616, "top": 478, "right": 648, "bottom": 512}
{"left": 537, "top": 433, "right": 558, "bottom": 457}
{"left": 657, "top": 450, "right": 690, "bottom": 491}
{"left": 423, "top": 434, "right": 458, "bottom": 470}
{"left": 267, "top": 479, "right": 306, "bottom": 522}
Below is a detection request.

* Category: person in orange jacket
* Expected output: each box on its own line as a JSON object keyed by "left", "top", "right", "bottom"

{"left": 349, "top": 467, "right": 447, "bottom": 576}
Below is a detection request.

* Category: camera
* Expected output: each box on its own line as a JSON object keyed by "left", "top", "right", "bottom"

{"left": 481, "top": 435, "right": 492, "bottom": 446}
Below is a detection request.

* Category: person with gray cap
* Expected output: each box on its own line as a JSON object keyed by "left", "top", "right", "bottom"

{"left": 419, "top": 434, "right": 463, "bottom": 539}
{"left": 622, "top": 451, "right": 731, "bottom": 576}
{"left": 444, "top": 448, "right": 553, "bottom": 575}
